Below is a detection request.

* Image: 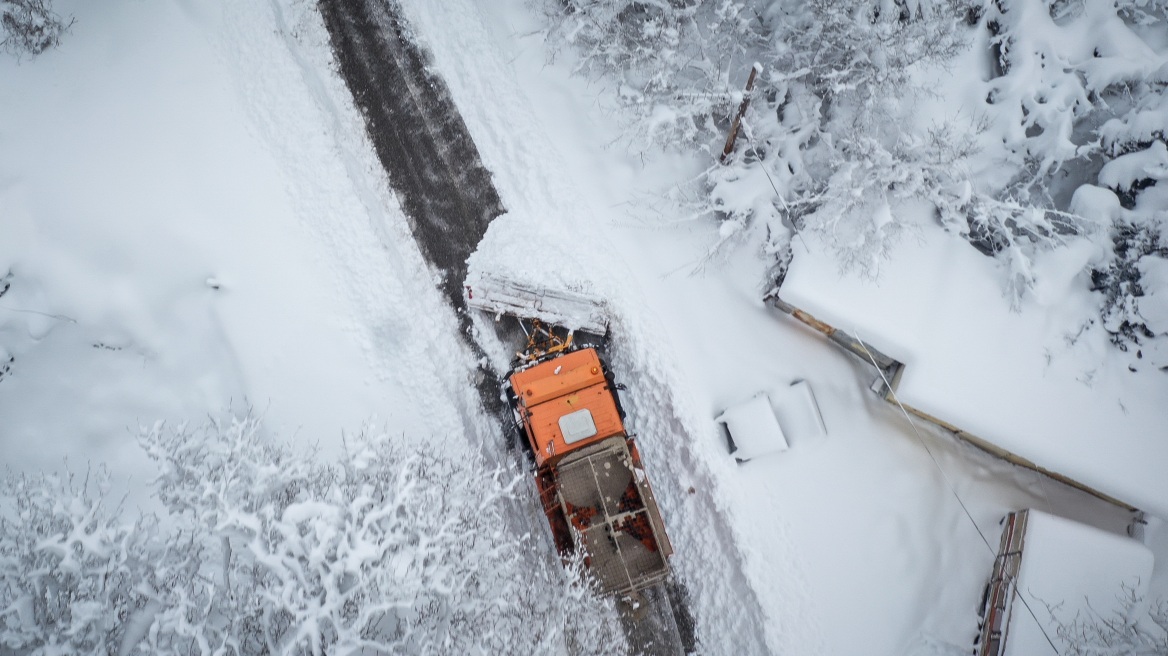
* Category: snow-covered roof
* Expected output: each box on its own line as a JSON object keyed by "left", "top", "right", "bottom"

{"left": 715, "top": 393, "right": 789, "bottom": 460}
{"left": 1005, "top": 510, "right": 1154, "bottom": 656}
{"left": 780, "top": 223, "right": 1168, "bottom": 518}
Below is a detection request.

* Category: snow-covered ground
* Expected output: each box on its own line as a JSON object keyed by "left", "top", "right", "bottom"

{"left": 0, "top": 0, "right": 484, "bottom": 504}
{"left": 2, "top": 0, "right": 1163, "bottom": 654}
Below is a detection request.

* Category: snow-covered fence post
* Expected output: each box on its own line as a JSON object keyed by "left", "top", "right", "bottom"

{"left": 720, "top": 63, "right": 761, "bottom": 163}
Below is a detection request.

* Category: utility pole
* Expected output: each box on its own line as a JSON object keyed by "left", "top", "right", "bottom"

{"left": 720, "top": 63, "right": 762, "bottom": 163}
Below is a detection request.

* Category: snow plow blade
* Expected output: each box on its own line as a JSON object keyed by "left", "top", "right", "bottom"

{"left": 465, "top": 273, "right": 609, "bottom": 336}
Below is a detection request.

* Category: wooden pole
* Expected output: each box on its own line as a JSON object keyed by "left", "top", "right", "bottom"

{"left": 720, "top": 63, "right": 762, "bottom": 163}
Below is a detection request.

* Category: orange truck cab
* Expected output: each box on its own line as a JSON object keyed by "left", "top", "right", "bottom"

{"left": 508, "top": 348, "right": 626, "bottom": 467}
{"left": 507, "top": 347, "right": 672, "bottom": 595}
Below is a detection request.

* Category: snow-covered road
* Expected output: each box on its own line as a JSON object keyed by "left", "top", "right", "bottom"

{"left": 316, "top": 0, "right": 503, "bottom": 307}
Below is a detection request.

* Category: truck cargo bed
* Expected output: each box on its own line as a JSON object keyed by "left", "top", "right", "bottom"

{"left": 541, "top": 436, "right": 672, "bottom": 595}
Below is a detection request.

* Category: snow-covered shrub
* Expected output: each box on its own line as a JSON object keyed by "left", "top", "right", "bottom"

{"left": 970, "top": 0, "right": 1168, "bottom": 313}
{"left": 1116, "top": 0, "right": 1168, "bottom": 25}
{"left": 137, "top": 416, "right": 627, "bottom": 655}
{"left": 1090, "top": 221, "right": 1168, "bottom": 352}
{"left": 542, "top": 0, "right": 767, "bottom": 151}
{"left": 1, "top": 0, "right": 72, "bottom": 57}
{"left": 0, "top": 467, "right": 153, "bottom": 656}
{"left": 772, "top": 0, "right": 968, "bottom": 121}
{"left": 540, "top": 0, "right": 975, "bottom": 279}
{"left": 1066, "top": 41, "right": 1168, "bottom": 354}
{"left": 796, "top": 126, "right": 980, "bottom": 279}
{"left": 1, "top": 415, "right": 626, "bottom": 655}
{"left": 945, "top": 189, "right": 1098, "bottom": 306}
{"left": 1098, "top": 84, "right": 1168, "bottom": 209}
{"left": 981, "top": 0, "right": 1166, "bottom": 181}
{"left": 1047, "top": 583, "right": 1168, "bottom": 655}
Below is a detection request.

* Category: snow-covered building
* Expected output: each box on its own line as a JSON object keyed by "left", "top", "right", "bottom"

{"left": 775, "top": 223, "right": 1168, "bottom": 519}
{"left": 975, "top": 509, "right": 1154, "bottom": 656}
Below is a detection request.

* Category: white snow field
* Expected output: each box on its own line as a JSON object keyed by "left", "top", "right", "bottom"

{"left": 0, "top": 0, "right": 488, "bottom": 502}
{"left": 1, "top": 1, "right": 1164, "bottom": 656}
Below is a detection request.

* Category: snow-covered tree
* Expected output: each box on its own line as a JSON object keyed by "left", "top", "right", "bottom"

{"left": 541, "top": 0, "right": 1168, "bottom": 349}
{"left": 137, "top": 415, "right": 627, "bottom": 655}
{"left": 1, "top": 416, "right": 627, "bottom": 655}
{"left": 542, "top": 0, "right": 767, "bottom": 151}
{"left": 1084, "top": 57, "right": 1168, "bottom": 359}
{"left": 0, "top": 467, "right": 154, "bottom": 656}
{"left": 540, "top": 0, "right": 974, "bottom": 280}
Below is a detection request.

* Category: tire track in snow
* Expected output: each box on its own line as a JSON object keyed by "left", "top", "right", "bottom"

{"left": 313, "top": 0, "right": 525, "bottom": 426}
{"left": 198, "top": 0, "right": 506, "bottom": 451}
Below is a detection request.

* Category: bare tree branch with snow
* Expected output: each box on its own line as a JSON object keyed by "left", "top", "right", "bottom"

{"left": 1, "top": 415, "right": 627, "bottom": 655}
{"left": 1, "top": 0, "right": 72, "bottom": 58}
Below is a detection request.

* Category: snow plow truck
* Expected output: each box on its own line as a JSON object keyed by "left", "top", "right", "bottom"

{"left": 507, "top": 345, "right": 673, "bottom": 595}
{"left": 469, "top": 274, "right": 673, "bottom": 595}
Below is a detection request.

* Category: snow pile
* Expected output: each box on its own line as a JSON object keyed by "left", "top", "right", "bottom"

{"left": 1099, "top": 140, "right": 1168, "bottom": 193}
{"left": 464, "top": 269, "right": 609, "bottom": 335}
{"left": 715, "top": 381, "right": 826, "bottom": 459}
{"left": 770, "top": 379, "right": 828, "bottom": 446}
{"left": 715, "top": 393, "right": 789, "bottom": 460}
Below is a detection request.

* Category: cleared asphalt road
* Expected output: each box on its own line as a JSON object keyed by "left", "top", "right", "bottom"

{"left": 317, "top": 2, "right": 694, "bottom": 652}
